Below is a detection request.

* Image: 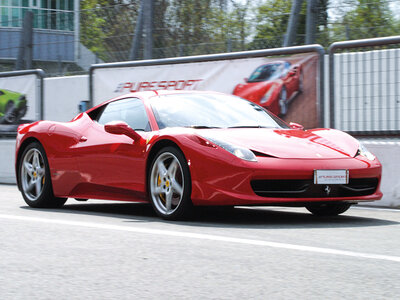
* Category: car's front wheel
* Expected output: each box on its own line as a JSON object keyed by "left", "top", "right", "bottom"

{"left": 279, "top": 87, "right": 288, "bottom": 116}
{"left": 148, "top": 146, "right": 193, "bottom": 220}
{"left": 19, "top": 142, "right": 67, "bottom": 208}
{"left": 306, "top": 203, "right": 351, "bottom": 216}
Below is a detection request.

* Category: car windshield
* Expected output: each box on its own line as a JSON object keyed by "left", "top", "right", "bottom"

{"left": 247, "top": 63, "right": 285, "bottom": 82}
{"left": 150, "top": 93, "right": 288, "bottom": 129}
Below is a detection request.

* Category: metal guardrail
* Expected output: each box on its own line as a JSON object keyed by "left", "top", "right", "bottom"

{"left": 89, "top": 44, "right": 326, "bottom": 127}
{"left": 329, "top": 36, "right": 400, "bottom": 136}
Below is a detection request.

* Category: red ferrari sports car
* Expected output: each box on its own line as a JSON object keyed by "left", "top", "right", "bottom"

{"left": 233, "top": 61, "right": 303, "bottom": 116}
{"left": 15, "top": 91, "right": 382, "bottom": 220}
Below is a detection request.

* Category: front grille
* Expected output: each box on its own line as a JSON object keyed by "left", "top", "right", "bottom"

{"left": 251, "top": 178, "right": 379, "bottom": 198}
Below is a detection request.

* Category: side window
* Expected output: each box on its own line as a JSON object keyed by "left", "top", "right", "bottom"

{"left": 97, "top": 98, "right": 151, "bottom": 131}
{"left": 281, "top": 62, "right": 290, "bottom": 76}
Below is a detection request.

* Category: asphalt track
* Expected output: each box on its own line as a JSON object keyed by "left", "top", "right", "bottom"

{"left": 1, "top": 184, "right": 400, "bottom": 299}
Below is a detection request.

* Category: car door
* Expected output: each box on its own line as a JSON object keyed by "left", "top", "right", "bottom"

{"left": 74, "top": 97, "right": 151, "bottom": 200}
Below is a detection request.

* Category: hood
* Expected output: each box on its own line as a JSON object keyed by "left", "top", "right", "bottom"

{"left": 234, "top": 81, "right": 277, "bottom": 101}
{"left": 198, "top": 128, "right": 359, "bottom": 159}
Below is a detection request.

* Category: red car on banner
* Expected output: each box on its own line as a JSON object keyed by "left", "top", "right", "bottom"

{"left": 15, "top": 91, "right": 381, "bottom": 220}
{"left": 233, "top": 61, "right": 303, "bottom": 116}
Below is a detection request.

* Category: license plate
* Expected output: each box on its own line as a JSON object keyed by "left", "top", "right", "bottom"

{"left": 314, "top": 170, "right": 349, "bottom": 184}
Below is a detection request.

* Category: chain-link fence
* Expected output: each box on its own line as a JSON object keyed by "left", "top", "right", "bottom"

{"left": 0, "top": 0, "right": 399, "bottom": 76}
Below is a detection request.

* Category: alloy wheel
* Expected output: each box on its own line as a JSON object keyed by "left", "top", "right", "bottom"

{"left": 21, "top": 148, "right": 46, "bottom": 201}
{"left": 150, "top": 152, "right": 185, "bottom": 215}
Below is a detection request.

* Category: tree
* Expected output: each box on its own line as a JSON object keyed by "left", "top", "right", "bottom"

{"left": 331, "top": 0, "right": 397, "bottom": 42}
{"left": 154, "top": 0, "right": 252, "bottom": 56}
{"left": 80, "top": 0, "right": 140, "bottom": 61}
{"left": 251, "top": 0, "right": 307, "bottom": 48}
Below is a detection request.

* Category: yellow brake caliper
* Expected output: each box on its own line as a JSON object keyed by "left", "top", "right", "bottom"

{"left": 158, "top": 174, "right": 165, "bottom": 203}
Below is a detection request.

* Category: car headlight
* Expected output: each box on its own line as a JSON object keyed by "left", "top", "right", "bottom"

{"left": 200, "top": 135, "right": 257, "bottom": 162}
{"left": 356, "top": 143, "right": 375, "bottom": 161}
{"left": 260, "top": 86, "right": 275, "bottom": 104}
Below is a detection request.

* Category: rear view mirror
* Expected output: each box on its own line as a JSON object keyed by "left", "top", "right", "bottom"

{"left": 104, "top": 121, "right": 142, "bottom": 141}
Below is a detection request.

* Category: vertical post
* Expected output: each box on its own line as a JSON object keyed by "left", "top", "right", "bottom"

{"left": 345, "top": 24, "right": 350, "bottom": 40}
{"left": 317, "top": 48, "right": 325, "bottom": 128}
{"left": 74, "top": 0, "right": 80, "bottom": 62}
{"left": 143, "top": 0, "right": 153, "bottom": 59}
{"left": 305, "top": 0, "right": 317, "bottom": 44}
{"left": 15, "top": 11, "right": 34, "bottom": 70}
{"left": 57, "top": 55, "right": 63, "bottom": 75}
{"left": 25, "top": 13, "right": 33, "bottom": 69}
{"left": 283, "top": 0, "right": 304, "bottom": 47}
{"left": 129, "top": 0, "right": 144, "bottom": 60}
{"left": 227, "top": 38, "right": 232, "bottom": 52}
{"left": 89, "top": 67, "right": 94, "bottom": 109}
{"left": 39, "top": 71, "right": 44, "bottom": 121}
{"left": 179, "top": 44, "right": 184, "bottom": 57}
{"left": 329, "top": 47, "right": 335, "bottom": 128}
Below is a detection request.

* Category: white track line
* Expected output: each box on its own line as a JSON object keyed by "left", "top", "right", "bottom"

{"left": 1, "top": 213, "right": 400, "bottom": 263}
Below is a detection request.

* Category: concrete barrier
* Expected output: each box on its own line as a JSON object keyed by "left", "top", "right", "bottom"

{"left": 0, "top": 139, "right": 16, "bottom": 184}
{"left": 361, "top": 140, "right": 400, "bottom": 208}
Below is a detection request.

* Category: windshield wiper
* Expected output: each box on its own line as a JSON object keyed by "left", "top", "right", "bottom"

{"left": 185, "top": 125, "right": 222, "bottom": 129}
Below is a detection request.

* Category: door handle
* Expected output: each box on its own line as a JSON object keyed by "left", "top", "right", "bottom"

{"left": 79, "top": 136, "right": 88, "bottom": 142}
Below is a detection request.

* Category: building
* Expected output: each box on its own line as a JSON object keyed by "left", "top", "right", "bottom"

{"left": 0, "top": 0, "right": 98, "bottom": 74}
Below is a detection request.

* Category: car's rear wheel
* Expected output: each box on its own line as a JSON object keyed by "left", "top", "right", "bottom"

{"left": 148, "top": 146, "right": 193, "bottom": 220}
{"left": 19, "top": 142, "right": 67, "bottom": 208}
{"left": 4, "top": 101, "right": 17, "bottom": 124}
{"left": 298, "top": 70, "right": 304, "bottom": 93}
{"left": 306, "top": 203, "right": 351, "bottom": 216}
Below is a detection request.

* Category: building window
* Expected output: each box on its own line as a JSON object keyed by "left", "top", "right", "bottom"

{"left": 0, "top": 0, "right": 74, "bottom": 30}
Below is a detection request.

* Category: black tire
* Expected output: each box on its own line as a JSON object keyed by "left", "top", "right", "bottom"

{"left": 279, "top": 86, "right": 288, "bottom": 116}
{"left": 4, "top": 101, "right": 17, "bottom": 124}
{"left": 298, "top": 70, "right": 304, "bottom": 93}
{"left": 18, "top": 142, "right": 67, "bottom": 208}
{"left": 148, "top": 146, "right": 193, "bottom": 220}
{"left": 306, "top": 203, "right": 351, "bottom": 216}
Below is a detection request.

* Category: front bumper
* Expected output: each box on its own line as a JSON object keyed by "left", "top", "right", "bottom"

{"left": 190, "top": 155, "right": 382, "bottom": 206}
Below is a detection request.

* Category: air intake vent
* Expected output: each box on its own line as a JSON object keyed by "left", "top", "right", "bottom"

{"left": 251, "top": 178, "right": 379, "bottom": 198}
{"left": 250, "top": 150, "right": 277, "bottom": 158}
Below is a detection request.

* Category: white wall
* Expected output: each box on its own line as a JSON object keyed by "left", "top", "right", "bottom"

{"left": 44, "top": 75, "right": 89, "bottom": 122}
{"left": 0, "top": 139, "right": 16, "bottom": 184}
{"left": 362, "top": 140, "right": 400, "bottom": 207}
{"left": 332, "top": 49, "right": 400, "bottom": 132}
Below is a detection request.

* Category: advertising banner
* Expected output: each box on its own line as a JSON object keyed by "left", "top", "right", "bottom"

{"left": 93, "top": 53, "right": 319, "bottom": 128}
{"left": 0, "top": 73, "right": 39, "bottom": 136}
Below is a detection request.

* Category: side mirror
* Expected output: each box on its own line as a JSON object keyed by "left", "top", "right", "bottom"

{"left": 104, "top": 121, "right": 142, "bottom": 141}
{"left": 289, "top": 122, "right": 304, "bottom": 130}
{"left": 288, "top": 70, "right": 296, "bottom": 77}
{"left": 78, "top": 100, "right": 89, "bottom": 113}
{"left": 244, "top": 77, "right": 248, "bottom": 83}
